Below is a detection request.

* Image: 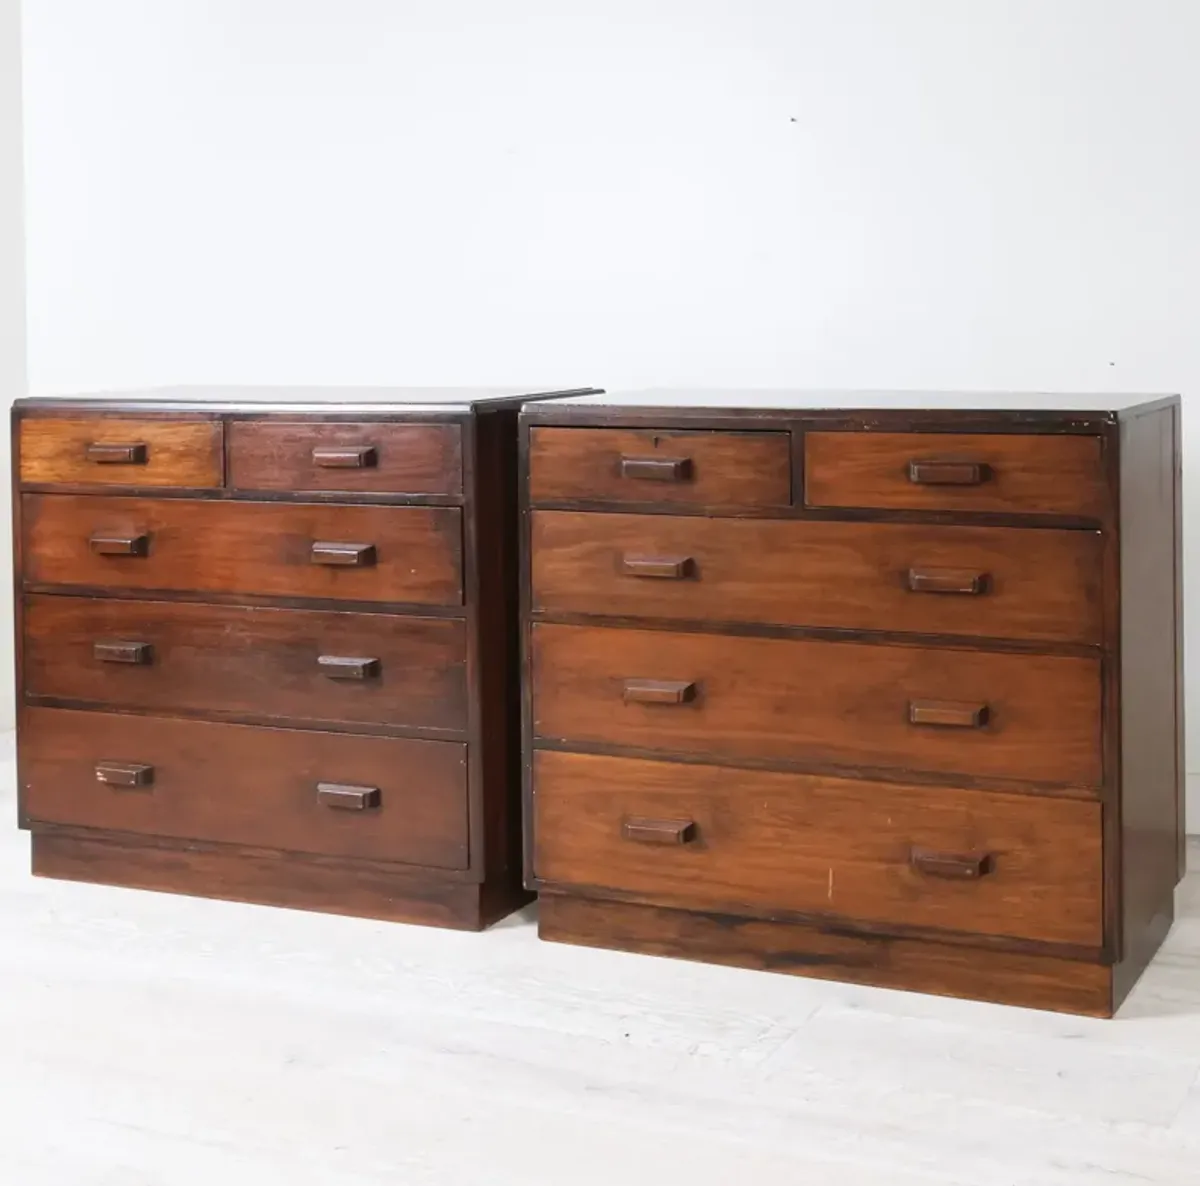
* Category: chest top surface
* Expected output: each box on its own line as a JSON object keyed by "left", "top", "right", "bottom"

{"left": 526, "top": 388, "right": 1177, "bottom": 427}
{"left": 17, "top": 385, "right": 599, "bottom": 416}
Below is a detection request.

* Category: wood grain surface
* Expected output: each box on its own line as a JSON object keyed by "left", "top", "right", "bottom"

{"left": 529, "top": 426, "right": 791, "bottom": 507}
{"left": 532, "top": 510, "right": 1104, "bottom": 644}
{"left": 21, "top": 707, "right": 470, "bottom": 869}
{"left": 805, "top": 432, "right": 1106, "bottom": 517}
{"left": 533, "top": 750, "right": 1103, "bottom": 947}
{"left": 228, "top": 420, "right": 463, "bottom": 496}
{"left": 23, "top": 493, "right": 463, "bottom": 606}
{"left": 532, "top": 623, "right": 1102, "bottom": 787}
{"left": 23, "top": 595, "right": 468, "bottom": 733}
{"left": 538, "top": 895, "right": 1114, "bottom": 1016}
{"left": 19, "top": 416, "right": 223, "bottom": 488}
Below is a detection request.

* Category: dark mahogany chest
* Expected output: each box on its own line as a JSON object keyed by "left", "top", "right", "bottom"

{"left": 521, "top": 389, "right": 1184, "bottom": 1015}
{"left": 14, "top": 385, "right": 593, "bottom": 929}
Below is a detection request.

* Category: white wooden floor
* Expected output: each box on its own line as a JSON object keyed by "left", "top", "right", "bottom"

{"left": 2, "top": 740, "right": 1199, "bottom": 1185}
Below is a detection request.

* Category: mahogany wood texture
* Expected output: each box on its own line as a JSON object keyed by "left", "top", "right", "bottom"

{"left": 21, "top": 707, "right": 469, "bottom": 869}
{"left": 522, "top": 391, "right": 1183, "bottom": 1015}
{"left": 23, "top": 493, "right": 463, "bottom": 606}
{"left": 534, "top": 750, "right": 1103, "bottom": 948}
{"left": 532, "top": 622, "right": 1102, "bottom": 788}
{"left": 805, "top": 431, "right": 1107, "bottom": 517}
{"left": 537, "top": 895, "right": 1115, "bottom": 1017}
{"left": 1112, "top": 404, "right": 1183, "bottom": 1006}
{"left": 19, "top": 416, "right": 224, "bottom": 488}
{"left": 228, "top": 420, "right": 463, "bottom": 496}
{"left": 531, "top": 511, "right": 1103, "bottom": 644}
{"left": 13, "top": 389, "right": 593, "bottom": 927}
{"left": 23, "top": 595, "right": 467, "bottom": 734}
{"left": 30, "top": 832, "right": 524, "bottom": 930}
{"left": 529, "top": 426, "right": 791, "bottom": 507}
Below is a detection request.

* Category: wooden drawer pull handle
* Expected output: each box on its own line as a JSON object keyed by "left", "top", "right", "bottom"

{"left": 908, "top": 459, "right": 991, "bottom": 486}
{"left": 620, "top": 455, "right": 693, "bottom": 482}
{"left": 622, "top": 817, "right": 697, "bottom": 845}
{"left": 93, "top": 640, "right": 153, "bottom": 665}
{"left": 620, "top": 554, "right": 696, "bottom": 580}
{"left": 89, "top": 532, "right": 149, "bottom": 557}
{"left": 95, "top": 761, "right": 154, "bottom": 788}
{"left": 911, "top": 847, "right": 991, "bottom": 880}
{"left": 311, "top": 541, "right": 377, "bottom": 567}
{"left": 86, "top": 442, "right": 148, "bottom": 465}
{"left": 313, "top": 445, "right": 377, "bottom": 469}
{"left": 317, "top": 782, "right": 381, "bottom": 810}
{"left": 317, "top": 655, "right": 381, "bottom": 680}
{"left": 623, "top": 678, "right": 699, "bottom": 705}
{"left": 907, "top": 567, "right": 989, "bottom": 595}
{"left": 908, "top": 700, "right": 990, "bottom": 728}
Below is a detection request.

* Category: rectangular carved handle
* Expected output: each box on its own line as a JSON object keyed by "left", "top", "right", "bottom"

{"left": 906, "top": 567, "right": 989, "bottom": 595}
{"left": 622, "top": 817, "right": 697, "bottom": 845}
{"left": 311, "top": 541, "right": 377, "bottom": 567}
{"left": 313, "top": 445, "right": 377, "bottom": 469}
{"left": 95, "top": 761, "right": 154, "bottom": 788}
{"left": 93, "top": 640, "right": 153, "bottom": 665}
{"left": 911, "top": 847, "right": 991, "bottom": 880}
{"left": 86, "top": 442, "right": 148, "bottom": 465}
{"left": 619, "top": 455, "right": 693, "bottom": 482}
{"left": 89, "top": 532, "right": 149, "bottom": 556}
{"left": 623, "top": 678, "right": 699, "bottom": 705}
{"left": 620, "top": 554, "right": 695, "bottom": 580}
{"left": 908, "top": 700, "right": 990, "bottom": 728}
{"left": 317, "top": 782, "right": 381, "bottom": 810}
{"left": 908, "top": 459, "right": 991, "bottom": 486}
{"left": 317, "top": 654, "right": 381, "bottom": 680}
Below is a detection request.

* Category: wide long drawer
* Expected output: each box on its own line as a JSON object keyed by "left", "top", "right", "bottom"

{"left": 24, "top": 596, "right": 467, "bottom": 733}
{"left": 20, "top": 708, "right": 469, "bottom": 869}
{"left": 532, "top": 750, "right": 1103, "bottom": 948}
{"left": 531, "top": 511, "right": 1103, "bottom": 644}
{"left": 22, "top": 494, "right": 463, "bottom": 606}
{"left": 531, "top": 624, "right": 1102, "bottom": 788}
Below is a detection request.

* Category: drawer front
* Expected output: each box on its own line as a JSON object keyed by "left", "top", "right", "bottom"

{"left": 529, "top": 427, "right": 791, "bottom": 507}
{"left": 19, "top": 416, "right": 223, "bottom": 488}
{"left": 532, "top": 624, "right": 1101, "bottom": 787}
{"left": 23, "top": 494, "right": 463, "bottom": 606}
{"left": 21, "top": 707, "right": 469, "bottom": 869}
{"left": 229, "top": 420, "right": 463, "bottom": 497}
{"left": 532, "top": 511, "right": 1103, "bottom": 645}
{"left": 805, "top": 432, "right": 1106, "bottom": 517}
{"left": 533, "top": 750, "right": 1103, "bottom": 948}
{"left": 24, "top": 596, "right": 467, "bottom": 732}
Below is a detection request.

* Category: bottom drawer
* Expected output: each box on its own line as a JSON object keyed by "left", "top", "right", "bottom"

{"left": 533, "top": 750, "right": 1102, "bottom": 948}
{"left": 21, "top": 708, "right": 469, "bottom": 870}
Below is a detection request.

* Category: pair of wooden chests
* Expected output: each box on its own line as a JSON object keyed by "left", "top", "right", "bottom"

{"left": 13, "top": 387, "right": 1184, "bottom": 1017}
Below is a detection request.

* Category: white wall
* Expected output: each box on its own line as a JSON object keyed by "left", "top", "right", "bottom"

{"left": 1, "top": 0, "right": 23, "bottom": 730}
{"left": 19, "top": 1, "right": 1200, "bottom": 818}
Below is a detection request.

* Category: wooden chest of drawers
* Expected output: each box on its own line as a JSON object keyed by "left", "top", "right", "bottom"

{"left": 14, "top": 385, "right": 594, "bottom": 929}
{"left": 521, "top": 390, "right": 1184, "bottom": 1015}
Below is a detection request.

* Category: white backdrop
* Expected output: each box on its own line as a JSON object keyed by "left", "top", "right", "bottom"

{"left": 1, "top": 0, "right": 24, "bottom": 731}
{"left": 16, "top": 1, "right": 1200, "bottom": 819}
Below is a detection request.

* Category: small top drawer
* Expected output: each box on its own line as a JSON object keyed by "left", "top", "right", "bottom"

{"left": 229, "top": 420, "right": 463, "bottom": 497}
{"left": 19, "top": 416, "right": 223, "bottom": 489}
{"left": 529, "top": 427, "right": 791, "bottom": 507}
{"left": 805, "top": 432, "right": 1106, "bottom": 518}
